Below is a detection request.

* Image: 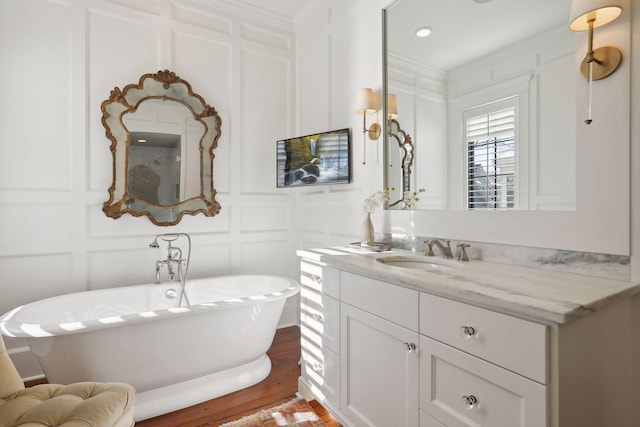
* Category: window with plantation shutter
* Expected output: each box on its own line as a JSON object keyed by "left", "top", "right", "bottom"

{"left": 465, "top": 98, "right": 517, "bottom": 210}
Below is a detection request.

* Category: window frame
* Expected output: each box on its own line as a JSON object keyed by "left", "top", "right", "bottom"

{"left": 463, "top": 96, "right": 519, "bottom": 211}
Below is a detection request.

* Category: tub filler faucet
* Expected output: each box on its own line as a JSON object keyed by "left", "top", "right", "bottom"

{"left": 155, "top": 246, "right": 182, "bottom": 282}
{"left": 149, "top": 233, "right": 192, "bottom": 306}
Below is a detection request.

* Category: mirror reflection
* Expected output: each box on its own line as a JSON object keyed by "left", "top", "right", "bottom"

{"left": 101, "top": 70, "right": 221, "bottom": 226}
{"left": 384, "top": 0, "right": 576, "bottom": 211}
{"left": 127, "top": 131, "right": 182, "bottom": 205}
{"left": 386, "top": 119, "right": 414, "bottom": 207}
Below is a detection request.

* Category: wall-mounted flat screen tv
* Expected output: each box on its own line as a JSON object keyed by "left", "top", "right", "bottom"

{"left": 276, "top": 128, "right": 351, "bottom": 188}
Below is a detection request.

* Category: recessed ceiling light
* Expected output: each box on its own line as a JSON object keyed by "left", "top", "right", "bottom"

{"left": 415, "top": 26, "right": 432, "bottom": 38}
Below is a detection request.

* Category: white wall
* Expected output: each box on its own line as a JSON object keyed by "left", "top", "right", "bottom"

{"left": 295, "top": 0, "right": 389, "bottom": 250}
{"left": 0, "top": 0, "right": 299, "bottom": 378}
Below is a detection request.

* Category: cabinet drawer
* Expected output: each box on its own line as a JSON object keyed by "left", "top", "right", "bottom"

{"left": 341, "top": 271, "right": 419, "bottom": 330}
{"left": 300, "top": 260, "right": 340, "bottom": 298}
{"left": 301, "top": 343, "right": 340, "bottom": 407}
{"left": 420, "top": 294, "right": 547, "bottom": 383}
{"left": 420, "top": 336, "right": 547, "bottom": 427}
{"left": 300, "top": 286, "right": 340, "bottom": 353}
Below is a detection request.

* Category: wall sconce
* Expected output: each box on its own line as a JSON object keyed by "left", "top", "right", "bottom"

{"left": 569, "top": 0, "right": 623, "bottom": 124}
{"left": 355, "top": 88, "right": 381, "bottom": 140}
{"left": 387, "top": 94, "right": 398, "bottom": 120}
{"left": 387, "top": 94, "right": 399, "bottom": 135}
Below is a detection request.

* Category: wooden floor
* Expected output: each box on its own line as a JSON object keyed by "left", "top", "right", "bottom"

{"left": 134, "top": 326, "right": 341, "bottom": 426}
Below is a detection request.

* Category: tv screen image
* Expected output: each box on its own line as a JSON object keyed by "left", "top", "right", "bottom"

{"left": 276, "top": 128, "right": 351, "bottom": 188}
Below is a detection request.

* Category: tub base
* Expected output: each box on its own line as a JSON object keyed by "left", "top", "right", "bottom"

{"left": 134, "top": 354, "right": 272, "bottom": 421}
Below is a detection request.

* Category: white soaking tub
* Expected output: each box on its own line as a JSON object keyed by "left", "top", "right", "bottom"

{"left": 0, "top": 275, "right": 299, "bottom": 420}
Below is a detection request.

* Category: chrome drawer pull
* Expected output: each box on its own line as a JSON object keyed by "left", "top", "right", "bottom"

{"left": 461, "top": 395, "right": 478, "bottom": 409}
{"left": 312, "top": 363, "right": 324, "bottom": 374}
{"left": 404, "top": 342, "right": 417, "bottom": 352}
{"left": 460, "top": 325, "right": 476, "bottom": 339}
{"left": 311, "top": 313, "right": 324, "bottom": 323}
{"left": 310, "top": 274, "right": 321, "bottom": 283}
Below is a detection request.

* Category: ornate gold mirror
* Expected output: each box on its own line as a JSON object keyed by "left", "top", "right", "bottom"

{"left": 386, "top": 119, "right": 414, "bottom": 207}
{"left": 101, "top": 70, "right": 221, "bottom": 226}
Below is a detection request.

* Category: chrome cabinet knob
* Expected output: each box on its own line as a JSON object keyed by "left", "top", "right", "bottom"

{"left": 405, "top": 342, "right": 417, "bottom": 352}
{"left": 462, "top": 395, "right": 478, "bottom": 409}
{"left": 311, "top": 313, "right": 323, "bottom": 323}
{"left": 460, "top": 325, "right": 476, "bottom": 339}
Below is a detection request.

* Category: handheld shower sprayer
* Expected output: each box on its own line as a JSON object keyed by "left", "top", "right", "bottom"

{"left": 149, "top": 233, "right": 182, "bottom": 248}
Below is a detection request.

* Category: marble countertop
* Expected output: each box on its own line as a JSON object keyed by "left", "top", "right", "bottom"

{"left": 297, "top": 247, "right": 640, "bottom": 324}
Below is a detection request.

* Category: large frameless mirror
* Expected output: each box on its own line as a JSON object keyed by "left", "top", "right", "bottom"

{"left": 101, "top": 70, "right": 221, "bottom": 226}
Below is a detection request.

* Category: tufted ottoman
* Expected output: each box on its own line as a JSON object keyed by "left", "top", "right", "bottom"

{"left": 1, "top": 338, "right": 135, "bottom": 427}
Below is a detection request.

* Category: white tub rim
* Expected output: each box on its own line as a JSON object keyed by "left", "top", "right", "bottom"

{"left": 0, "top": 274, "right": 299, "bottom": 338}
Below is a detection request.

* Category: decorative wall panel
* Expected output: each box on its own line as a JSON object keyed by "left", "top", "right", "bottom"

{"left": 240, "top": 203, "right": 290, "bottom": 232}
{"left": 0, "top": 0, "right": 296, "bottom": 377}
{"left": 0, "top": 0, "right": 71, "bottom": 190}
{"left": 240, "top": 49, "right": 291, "bottom": 193}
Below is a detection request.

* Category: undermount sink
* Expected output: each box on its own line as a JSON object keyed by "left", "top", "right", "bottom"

{"left": 376, "top": 255, "right": 463, "bottom": 271}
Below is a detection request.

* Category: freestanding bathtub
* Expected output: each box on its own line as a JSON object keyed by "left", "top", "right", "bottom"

{"left": 0, "top": 275, "right": 299, "bottom": 420}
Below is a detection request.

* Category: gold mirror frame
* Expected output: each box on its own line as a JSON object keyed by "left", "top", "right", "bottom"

{"left": 101, "top": 70, "right": 221, "bottom": 226}
{"left": 387, "top": 118, "right": 414, "bottom": 208}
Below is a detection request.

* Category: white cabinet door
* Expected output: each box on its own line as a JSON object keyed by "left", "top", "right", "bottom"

{"left": 341, "top": 303, "right": 419, "bottom": 427}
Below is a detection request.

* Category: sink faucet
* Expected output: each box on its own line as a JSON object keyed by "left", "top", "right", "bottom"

{"left": 425, "top": 239, "right": 453, "bottom": 258}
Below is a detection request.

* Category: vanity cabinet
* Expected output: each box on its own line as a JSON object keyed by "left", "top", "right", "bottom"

{"left": 298, "top": 251, "right": 639, "bottom": 427}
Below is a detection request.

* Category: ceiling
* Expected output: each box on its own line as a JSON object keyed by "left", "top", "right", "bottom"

{"left": 231, "top": 0, "right": 573, "bottom": 72}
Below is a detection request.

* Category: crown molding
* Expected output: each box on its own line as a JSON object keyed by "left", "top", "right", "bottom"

{"left": 190, "top": 0, "right": 295, "bottom": 31}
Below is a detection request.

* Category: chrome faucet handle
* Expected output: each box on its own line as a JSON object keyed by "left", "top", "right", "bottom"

{"left": 424, "top": 240, "right": 435, "bottom": 256}
{"left": 456, "top": 243, "right": 470, "bottom": 262}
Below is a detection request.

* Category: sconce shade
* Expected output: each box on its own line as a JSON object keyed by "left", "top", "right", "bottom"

{"left": 388, "top": 94, "right": 398, "bottom": 119}
{"left": 356, "top": 88, "right": 376, "bottom": 114}
{"left": 569, "top": 0, "right": 622, "bottom": 31}
{"left": 355, "top": 87, "right": 381, "bottom": 144}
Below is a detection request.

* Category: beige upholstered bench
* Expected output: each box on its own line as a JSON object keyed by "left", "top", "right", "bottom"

{"left": 1, "top": 337, "right": 136, "bottom": 427}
